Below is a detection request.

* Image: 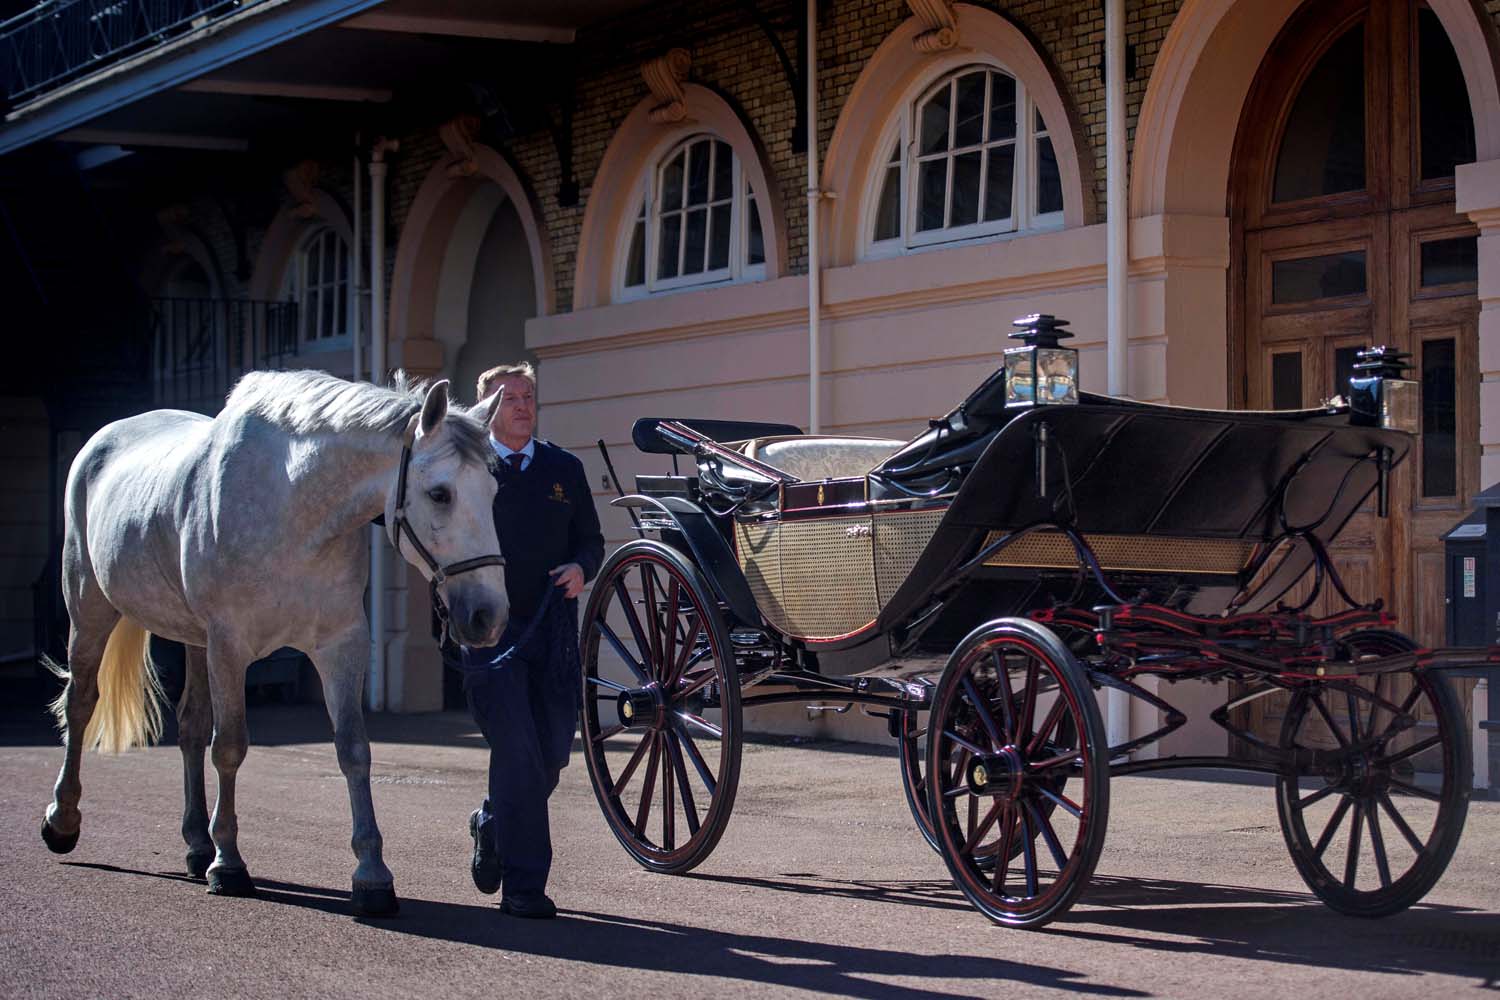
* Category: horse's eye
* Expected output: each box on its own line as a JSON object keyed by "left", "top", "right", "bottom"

{"left": 427, "top": 486, "right": 451, "bottom": 505}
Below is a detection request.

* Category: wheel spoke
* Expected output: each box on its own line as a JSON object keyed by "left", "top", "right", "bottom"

{"left": 675, "top": 666, "right": 716, "bottom": 701}
{"left": 662, "top": 737, "right": 675, "bottom": 851}
{"left": 1020, "top": 806, "right": 1039, "bottom": 897}
{"left": 1018, "top": 660, "right": 1040, "bottom": 748}
{"left": 1027, "top": 698, "right": 1068, "bottom": 756}
{"left": 966, "top": 793, "right": 979, "bottom": 845}
{"left": 961, "top": 674, "right": 1005, "bottom": 751}
{"left": 640, "top": 565, "right": 664, "bottom": 679}
{"left": 993, "top": 652, "right": 1016, "bottom": 739}
{"left": 1027, "top": 799, "right": 1069, "bottom": 870}
{"left": 1366, "top": 804, "right": 1392, "bottom": 888}
{"left": 667, "top": 732, "right": 700, "bottom": 836}
{"left": 633, "top": 734, "right": 662, "bottom": 837}
{"left": 1342, "top": 801, "right": 1363, "bottom": 889}
{"left": 612, "top": 735, "right": 653, "bottom": 797}
{"left": 587, "top": 674, "right": 631, "bottom": 693}
{"left": 593, "top": 724, "right": 625, "bottom": 743}
{"left": 1313, "top": 795, "right": 1353, "bottom": 859}
{"left": 1345, "top": 689, "right": 1362, "bottom": 743}
{"left": 943, "top": 729, "right": 987, "bottom": 757}
{"left": 1028, "top": 749, "right": 1080, "bottom": 775}
{"left": 677, "top": 711, "right": 722, "bottom": 739}
{"left": 1312, "top": 693, "right": 1349, "bottom": 748}
{"left": 661, "top": 577, "right": 679, "bottom": 686}
{"left": 611, "top": 577, "right": 653, "bottom": 681}
{"left": 1377, "top": 790, "right": 1426, "bottom": 854}
{"left": 1388, "top": 778, "right": 1442, "bottom": 802}
{"left": 1035, "top": 785, "right": 1083, "bottom": 820}
{"left": 670, "top": 612, "right": 701, "bottom": 686}
{"left": 1376, "top": 734, "right": 1441, "bottom": 768}
{"left": 993, "top": 804, "right": 1017, "bottom": 893}
{"left": 1297, "top": 783, "right": 1338, "bottom": 810}
{"left": 676, "top": 726, "right": 718, "bottom": 796}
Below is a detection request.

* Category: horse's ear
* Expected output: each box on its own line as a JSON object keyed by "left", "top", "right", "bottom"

{"left": 418, "top": 380, "right": 450, "bottom": 438}
{"left": 473, "top": 388, "right": 502, "bottom": 429}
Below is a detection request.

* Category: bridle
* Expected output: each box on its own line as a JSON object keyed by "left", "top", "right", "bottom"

{"left": 388, "top": 434, "right": 506, "bottom": 634}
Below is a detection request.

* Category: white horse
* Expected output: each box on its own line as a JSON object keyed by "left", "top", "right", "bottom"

{"left": 39, "top": 370, "right": 508, "bottom": 916}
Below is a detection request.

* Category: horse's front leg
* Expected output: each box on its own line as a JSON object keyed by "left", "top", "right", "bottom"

{"left": 311, "top": 625, "right": 398, "bottom": 917}
{"left": 203, "top": 639, "right": 254, "bottom": 897}
{"left": 178, "top": 645, "right": 215, "bottom": 878}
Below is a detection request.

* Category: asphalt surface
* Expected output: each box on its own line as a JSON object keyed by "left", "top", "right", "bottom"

{"left": 2, "top": 680, "right": 1497, "bottom": 999}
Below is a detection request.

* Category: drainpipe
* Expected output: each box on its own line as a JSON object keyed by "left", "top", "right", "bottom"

{"left": 368, "top": 137, "right": 398, "bottom": 712}
{"left": 1105, "top": 0, "right": 1130, "bottom": 753}
{"left": 806, "top": 0, "right": 822, "bottom": 434}
{"left": 351, "top": 142, "right": 363, "bottom": 383}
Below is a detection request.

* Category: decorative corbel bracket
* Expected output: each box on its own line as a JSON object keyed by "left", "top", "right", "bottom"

{"left": 642, "top": 48, "right": 692, "bottom": 124}
{"left": 908, "top": 0, "right": 959, "bottom": 53}
{"left": 283, "top": 160, "right": 320, "bottom": 219}
{"left": 440, "top": 114, "right": 482, "bottom": 178}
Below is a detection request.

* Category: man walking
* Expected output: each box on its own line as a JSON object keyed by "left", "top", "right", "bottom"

{"left": 458, "top": 362, "right": 603, "bottom": 918}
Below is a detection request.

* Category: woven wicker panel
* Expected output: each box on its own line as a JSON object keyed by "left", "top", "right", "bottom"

{"left": 736, "top": 521, "right": 784, "bottom": 624}
{"left": 874, "top": 508, "right": 947, "bottom": 607}
{"left": 983, "top": 530, "right": 1256, "bottom": 575}
{"left": 762, "top": 515, "right": 878, "bottom": 639}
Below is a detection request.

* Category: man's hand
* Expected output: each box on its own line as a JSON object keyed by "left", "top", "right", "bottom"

{"left": 549, "top": 562, "right": 585, "bottom": 599}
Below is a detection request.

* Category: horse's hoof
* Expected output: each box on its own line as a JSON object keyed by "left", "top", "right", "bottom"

{"left": 41, "top": 819, "right": 79, "bottom": 855}
{"left": 206, "top": 867, "right": 256, "bottom": 897}
{"left": 185, "top": 851, "right": 214, "bottom": 879}
{"left": 351, "top": 886, "right": 400, "bottom": 918}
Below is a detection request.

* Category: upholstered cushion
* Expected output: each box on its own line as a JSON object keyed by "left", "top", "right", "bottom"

{"left": 735, "top": 435, "right": 906, "bottom": 481}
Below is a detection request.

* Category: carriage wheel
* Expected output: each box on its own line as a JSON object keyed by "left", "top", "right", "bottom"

{"left": 580, "top": 540, "right": 742, "bottom": 874}
{"left": 1275, "top": 629, "right": 1471, "bottom": 917}
{"left": 926, "top": 618, "right": 1109, "bottom": 929}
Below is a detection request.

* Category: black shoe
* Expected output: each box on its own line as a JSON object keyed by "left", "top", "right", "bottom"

{"left": 468, "top": 809, "right": 501, "bottom": 895}
{"left": 499, "top": 893, "right": 557, "bottom": 919}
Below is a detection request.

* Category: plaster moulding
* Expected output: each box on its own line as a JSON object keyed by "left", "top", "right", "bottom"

{"left": 284, "top": 160, "right": 321, "bottom": 219}
{"left": 908, "top": 0, "right": 959, "bottom": 53}
{"left": 642, "top": 48, "right": 693, "bottom": 124}
{"left": 439, "top": 114, "right": 482, "bottom": 178}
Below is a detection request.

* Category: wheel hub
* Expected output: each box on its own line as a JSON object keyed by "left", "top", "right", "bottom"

{"left": 968, "top": 746, "right": 1026, "bottom": 801}
{"left": 617, "top": 686, "right": 664, "bottom": 728}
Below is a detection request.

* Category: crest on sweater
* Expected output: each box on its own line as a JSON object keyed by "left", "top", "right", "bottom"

{"left": 550, "top": 483, "right": 568, "bottom": 503}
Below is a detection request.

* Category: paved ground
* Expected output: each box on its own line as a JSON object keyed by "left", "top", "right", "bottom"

{"left": 2, "top": 678, "right": 1497, "bottom": 1000}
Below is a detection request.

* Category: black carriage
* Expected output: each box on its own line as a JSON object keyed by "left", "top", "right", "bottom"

{"left": 580, "top": 315, "right": 1482, "bottom": 929}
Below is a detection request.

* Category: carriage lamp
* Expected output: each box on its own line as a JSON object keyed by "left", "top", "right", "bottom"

{"left": 1348, "top": 345, "right": 1418, "bottom": 434}
{"left": 1004, "top": 313, "right": 1079, "bottom": 407}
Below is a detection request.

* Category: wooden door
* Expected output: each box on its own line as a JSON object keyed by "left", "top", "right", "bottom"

{"left": 1230, "top": 0, "right": 1480, "bottom": 750}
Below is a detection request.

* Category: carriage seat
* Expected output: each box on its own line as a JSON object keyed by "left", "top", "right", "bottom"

{"left": 735, "top": 434, "right": 906, "bottom": 482}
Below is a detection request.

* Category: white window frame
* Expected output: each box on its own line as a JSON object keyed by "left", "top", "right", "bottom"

{"left": 863, "top": 62, "right": 1065, "bottom": 260}
{"left": 615, "top": 133, "right": 768, "bottom": 300}
{"left": 284, "top": 226, "right": 351, "bottom": 349}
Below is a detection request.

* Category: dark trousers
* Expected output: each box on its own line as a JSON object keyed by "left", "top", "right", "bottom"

{"left": 462, "top": 627, "right": 577, "bottom": 897}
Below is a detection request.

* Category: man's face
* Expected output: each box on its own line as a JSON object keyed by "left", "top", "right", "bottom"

{"left": 488, "top": 376, "right": 536, "bottom": 443}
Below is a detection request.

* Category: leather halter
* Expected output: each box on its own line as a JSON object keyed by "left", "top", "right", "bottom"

{"left": 388, "top": 437, "right": 506, "bottom": 632}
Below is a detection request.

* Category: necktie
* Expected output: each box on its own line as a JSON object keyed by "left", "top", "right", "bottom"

{"left": 506, "top": 453, "right": 525, "bottom": 473}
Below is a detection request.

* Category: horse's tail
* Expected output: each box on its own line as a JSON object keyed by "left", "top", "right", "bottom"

{"left": 45, "top": 618, "right": 165, "bottom": 754}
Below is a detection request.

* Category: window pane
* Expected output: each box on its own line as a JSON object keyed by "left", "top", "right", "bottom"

{"left": 305, "top": 240, "right": 321, "bottom": 286}
{"left": 1422, "top": 338, "right": 1457, "bottom": 497}
{"left": 1272, "top": 25, "right": 1366, "bottom": 202}
{"left": 983, "top": 144, "right": 1015, "bottom": 222}
{"left": 709, "top": 204, "right": 731, "bottom": 270}
{"left": 320, "top": 286, "right": 335, "bottom": 340}
{"left": 1272, "top": 352, "right": 1303, "bottom": 409}
{"left": 954, "top": 71, "right": 986, "bottom": 148}
{"left": 688, "top": 141, "right": 711, "bottom": 205}
{"left": 917, "top": 159, "right": 947, "bottom": 231}
{"left": 989, "top": 72, "right": 1016, "bottom": 141}
{"left": 712, "top": 140, "right": 733, "bottom": 199}
{"left": 657, "top": 214, "right": 682, "bottom": 280}
{"left": 683, "top": 208, "right": 708, "bottom": 275}
{"left": 887, "top": 140, "right": 899, "bottom": 166}
{"left": 748, "top": 201, "right": 765, "bottom": 265}
{"left": 1333, "top": 345, "right": 1360, "bottom": 399}
{"left": 661, "top": 153, "right": 685, "bottom": 210}
{"left": 1419, "top": 9, "right": 1476, "bottom": 181}
{"left": 321, "top": 233, "right": 335, "bottom": 284}
{"left": 874, "top": 164, "right": 901, "bottom": 241}
{"left": 920, "top": 82, "right": 951, "bottom": 155}
{"left": 951, "top": 151, "right": 981, "bottom": 227}
{"left": 625, "top": 219, "right": 646, "bottom": 287}
{"left": 1270, "top": 250, "right": 1367, "bottom": 304}
{"left": 1036, "top": 135, "right": 1062, "bottom": 215}
{"left": 1420, "top": 235, "right": 1478, "bottom": 287}
{"left": 1035, "top": 107, "right": 1047, "bottom": 135}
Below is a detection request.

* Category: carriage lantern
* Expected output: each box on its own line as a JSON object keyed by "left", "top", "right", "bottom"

{"left": 1004, "top": 313, "right": 1079, "bottom": 407}
{"left": 1348, "top": 345, "right": 1418, "bottom": 434}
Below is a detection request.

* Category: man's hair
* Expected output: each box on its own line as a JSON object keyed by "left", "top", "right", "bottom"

{"left": 476, "top": 362, "right": 536, "bottom": 401}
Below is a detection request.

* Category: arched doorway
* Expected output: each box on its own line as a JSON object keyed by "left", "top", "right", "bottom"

{"left": 1231, "top": 0, "right": 1481, "bottom": 745}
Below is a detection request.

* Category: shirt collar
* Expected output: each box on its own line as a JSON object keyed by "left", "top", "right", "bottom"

{"left": 490, "top": 436, "right": 535, "bottom": 461}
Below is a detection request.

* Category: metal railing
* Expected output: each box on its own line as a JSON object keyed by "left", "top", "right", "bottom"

{"left": 151, "top": 297, "right": 297, "bottom": 414}
{"left": 2, "top": 0, "right": 254, "bottom": 106}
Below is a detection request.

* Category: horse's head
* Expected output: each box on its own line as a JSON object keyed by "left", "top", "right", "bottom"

{"left": 386, "top": 381, "right": 508, "bottom": 647}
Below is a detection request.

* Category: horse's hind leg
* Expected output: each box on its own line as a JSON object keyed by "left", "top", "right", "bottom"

{"left": 178, "top": 645, "right": 215, "bottom": 878}
{"left": 203, "top": 638, "right": 254, "bottom": 897}
{"left": 312, "top": 625, "right": 397, "bottom": 917}
{"left": 41, "top": 587, "right": 119, "bottom": 853}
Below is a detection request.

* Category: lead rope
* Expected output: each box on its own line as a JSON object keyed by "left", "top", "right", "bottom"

{"left": 448, "top": 583, "right": 563, "bottom": 672}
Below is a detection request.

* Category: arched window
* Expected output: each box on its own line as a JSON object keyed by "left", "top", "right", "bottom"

{"left": 283, "top": 226, "right": 351, "bottom": 345}
{"left": 619, "top": 134, "right": 766, "bottom": 297}
{"left": 868, "top": 65, "right": 1063, "bottom": 255}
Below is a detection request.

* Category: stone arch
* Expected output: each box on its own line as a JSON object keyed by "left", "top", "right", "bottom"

{"left": 140, "top": 222, "right": 225, "bottom": 300}
{"left": 387, "top": 143, "right": 553, "bottom": 377}
{"left": 1130, "top": 0, "right": 1500, "bottom": 219}
{"left": 572, "top": 83, "right": 786, "bottom": 310}
{"left": 247, "top": 188, "right": 353, "bottom": 301}
{"left": 821, "top": 2, "right": 1094, "bottom": 267}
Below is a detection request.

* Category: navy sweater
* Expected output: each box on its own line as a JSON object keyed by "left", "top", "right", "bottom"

{"left": 493, "top": 439, "right": 604, "bottom": 620}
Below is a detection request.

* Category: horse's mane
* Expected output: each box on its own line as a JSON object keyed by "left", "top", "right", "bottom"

{"left": 224, "top": 370, "right": 495, "bottom": 469}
